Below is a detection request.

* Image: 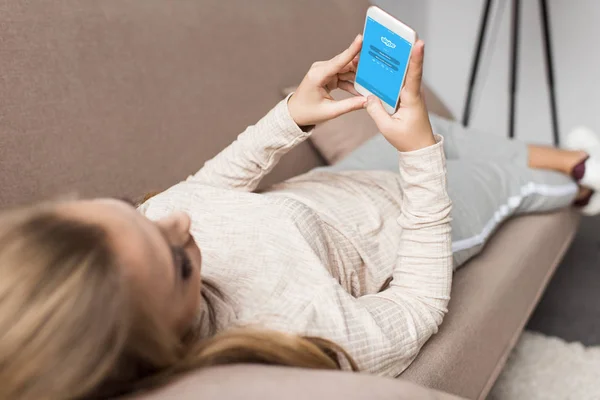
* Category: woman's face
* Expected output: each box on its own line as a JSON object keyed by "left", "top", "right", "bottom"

{"left": 58, "top": 199, "right": 202, "bottom": 336}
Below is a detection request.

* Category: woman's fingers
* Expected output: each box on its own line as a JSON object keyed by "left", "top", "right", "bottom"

{"left": 320, "top": 35, "right": 363, "bottom": 81}
{"left": 402, "top": 40, "right": 425, "bottom": 99}
{"left": 338, "top": 61, "right": 357, "bottom": 74}
{"left": 340, "top": 56, "right": 360, "bottom": 74}
{"left": 365, "top": 96, "right": 392, "bottom": 133}
{"left": 338, "top": 72, "right": 356, "bottom": 82}
{"left": 337, "top": 80, "right": 360, "bottom": 96}
{"left": 324, "top": 95, "right": 367, "bottom": 119}
{"left": 291, "top": 35, "right": 368, "bottom": 126}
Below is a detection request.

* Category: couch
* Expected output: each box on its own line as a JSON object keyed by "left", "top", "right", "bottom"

{"left": 0, "top": 1, "right": 580, "bottom": 399}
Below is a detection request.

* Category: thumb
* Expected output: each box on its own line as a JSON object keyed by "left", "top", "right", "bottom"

{"left": 365, "top": 96, "right": 392, "bottom": 132}
{"left": 324, "top": 96, "right": 368, "bottom": 119}
{"left": 403, "top": 40, "right": 425, "bottom": 99}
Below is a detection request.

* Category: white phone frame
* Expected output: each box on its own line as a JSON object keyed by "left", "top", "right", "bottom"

{"left": 354, "top": 6, "right": 416, "bottom": 115}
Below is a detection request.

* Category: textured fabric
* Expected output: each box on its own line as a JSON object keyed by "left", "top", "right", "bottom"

{"left": 281, "top": 87, "right": 455, "bottom": 164}
{"left": 130, "top": 365, "right": 466, "bottom": 400}
{"left": 490, "top": 331, "right": 600, "bottom": 400}
{"left": 318, "top": 115, "right": 579, "bottom": 266}
{"left": 139, "top": 98, "right": 453, "bottom": 377}
{"left": 0, "top": 0, "right": 372, "bottom": 209}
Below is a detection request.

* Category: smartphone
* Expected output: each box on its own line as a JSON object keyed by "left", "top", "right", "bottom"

{"left": 354, "top": 6, "right": 416, "bottom": 114}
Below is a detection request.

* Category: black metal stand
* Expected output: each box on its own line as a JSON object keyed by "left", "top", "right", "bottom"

{"left": 539, "top": 0, "right": 560, "bottom": 146}
{"left": 509, "top": 0, "right": 520, "bottom": 139}
{"left": 462, "top": 0, "right": 560, "bottom": 146}
{"left": 461, "top": 0, "right": 493, "bottom": 128}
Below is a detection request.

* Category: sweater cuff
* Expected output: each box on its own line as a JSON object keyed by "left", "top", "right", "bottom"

{"left": 398, "top": 134, "right": 446, "bottom": 175}
{"left": 268, "top": 93, "right": 315, "bottom": 139}
{"left": 397, "top": 134, "right": 449, "bottom": 213}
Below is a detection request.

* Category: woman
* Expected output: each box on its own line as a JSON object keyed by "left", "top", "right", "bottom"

{"left": 1, "top": 35, "right": 598, "bottom": 399}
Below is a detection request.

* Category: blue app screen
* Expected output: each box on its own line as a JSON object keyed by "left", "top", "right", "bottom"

{"left": 356, "top": 17, "right": 412, "bottom": 108}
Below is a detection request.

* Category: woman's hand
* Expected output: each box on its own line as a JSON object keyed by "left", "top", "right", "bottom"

{"left": 288, "top": 35, "right": 368, "bottom": 127}
{"left": 365, "top": 40, "right": 436, "bottom": 152}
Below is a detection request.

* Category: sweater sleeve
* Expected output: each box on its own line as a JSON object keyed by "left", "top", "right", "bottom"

{"left": 304, "top": 135, "right": 453, "bottom": 376}
{"left": 189, "top": 95, "right": 313, "bottom": 191}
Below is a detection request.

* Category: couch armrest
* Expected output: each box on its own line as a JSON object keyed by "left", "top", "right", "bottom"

{"left": 129, "top": 365, "right": 466, "bottom": 400}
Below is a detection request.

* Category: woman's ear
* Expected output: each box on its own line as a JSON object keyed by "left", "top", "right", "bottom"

{"left": 155, "top": 212, "right": 192, "bottom": 245}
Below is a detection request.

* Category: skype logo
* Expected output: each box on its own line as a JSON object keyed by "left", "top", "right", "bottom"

{"left": 381, "top": 36, "right": 396, "bottom": 49}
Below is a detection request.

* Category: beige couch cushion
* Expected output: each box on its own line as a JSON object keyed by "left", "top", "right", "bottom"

{"left": 0, "top": 0, "right": 372, "bottom": 209}
{"left": 130, "top": 365, "right": 465, "bottom": 400}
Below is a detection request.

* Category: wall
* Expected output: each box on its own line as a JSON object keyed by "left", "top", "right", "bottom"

{"left": 373, "top": 0, "right": 598, "bottom": 145}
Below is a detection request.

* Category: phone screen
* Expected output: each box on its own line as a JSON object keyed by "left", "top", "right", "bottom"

{"left": 356, "top": 17, "right": 413, "bottom": 108}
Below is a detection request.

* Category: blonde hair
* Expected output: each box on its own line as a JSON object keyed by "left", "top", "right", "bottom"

{"left": 0, "top": 203, "right": 357, "bottom": 400}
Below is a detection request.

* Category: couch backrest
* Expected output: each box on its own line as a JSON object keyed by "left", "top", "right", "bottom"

{"left": 0, "top": 0, "right": 370, "bottom": 209}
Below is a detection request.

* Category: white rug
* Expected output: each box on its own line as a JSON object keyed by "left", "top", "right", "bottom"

{"left": 489, "top": 331, "right": 600, "bottom": 400}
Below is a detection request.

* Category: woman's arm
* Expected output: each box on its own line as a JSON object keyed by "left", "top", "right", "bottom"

{"left": 364, "top": 134, "right": 452, "bottom": 374}
{"left": 189, "top": 97, "right": 312, "bottom": 191}
{"left": 306, "top": 137, "right": 451, "bottom": 376}
{"left": 316, "top": 40, "right": 452, "bottom": 375}
{"left": 189, "top": 35, "right": 367, "bottom": 191}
